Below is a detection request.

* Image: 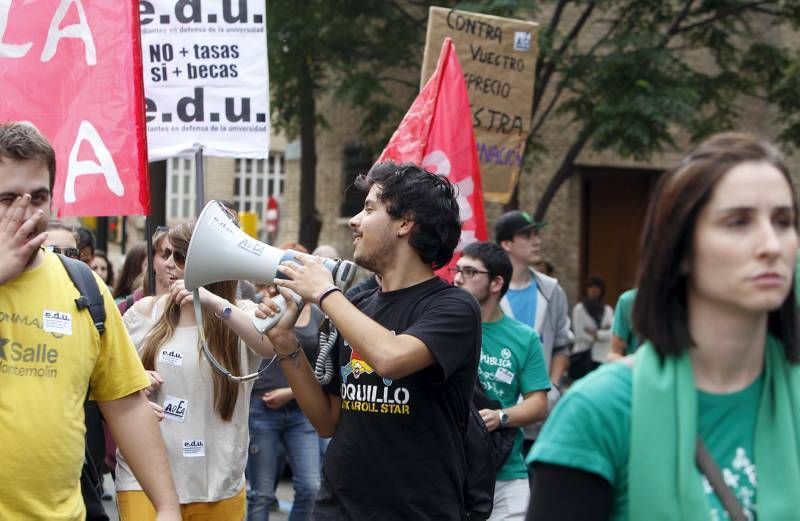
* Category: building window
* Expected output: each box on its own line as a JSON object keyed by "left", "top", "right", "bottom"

{"left": 167, "top": 157, "right": 196, "bottom": 220}
{"left": 234, "top": 152, "right": 286, "bottom": 224}
{"left": 340, "top": 143, "right": 372, "bottom": 217}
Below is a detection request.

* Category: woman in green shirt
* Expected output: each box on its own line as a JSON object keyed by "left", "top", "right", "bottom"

{"left": 527, "top": 133, "right": 800, "bottom": 520}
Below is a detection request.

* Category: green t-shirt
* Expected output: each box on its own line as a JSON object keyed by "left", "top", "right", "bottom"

{"left": 529, "top": 362, "right": 762, "bottom": 519}
{"left": 480, "top": 315, "right": 550, "bottom": 481}
{"left": 611, "top": 289, "right": 639, "bottom": 354}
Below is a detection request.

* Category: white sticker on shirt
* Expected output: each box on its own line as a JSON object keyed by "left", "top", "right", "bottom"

{"left": 42, "top": 310, "right": 72, "bottom": 335}
{"left": 159, "top": 349, "right": 184, "bottom": 367}
{"left": 495, "top": 367, "right": 515, "bottom": 385}
{"left": 163, "top": 396, "right": 188, "bottom": 422}
{"left": 183, "top": 439, "right": 205, "bottom": 458}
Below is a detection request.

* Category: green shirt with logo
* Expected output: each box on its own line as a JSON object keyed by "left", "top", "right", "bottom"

{"left": 528, "top": 362, "right": 762, "bottom": 519}
{"left": 480, "top": 314, "right": 550, "bottom": 481}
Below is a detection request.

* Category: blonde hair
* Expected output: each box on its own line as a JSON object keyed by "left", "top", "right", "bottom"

{"left": 139, "top": 221, "right": 242, "bottom": 421}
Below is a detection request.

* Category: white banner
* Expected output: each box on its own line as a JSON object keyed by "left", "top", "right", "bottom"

{"left": 140, "top": 0, "right": 269, "bottom": 160}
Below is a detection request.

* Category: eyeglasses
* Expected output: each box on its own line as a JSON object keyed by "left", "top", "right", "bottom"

{"left": 448, "top": 266, "right": 489, "bottom": 279}
{"left": 46, "top": 245, "right": 80, "bottom": 259}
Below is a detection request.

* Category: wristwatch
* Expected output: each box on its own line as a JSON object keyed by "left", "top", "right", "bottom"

{"left": 215, "top": 300, "right": 233, "bottom": 319}
{"left": 498, "top": 409, "right": 509, "bottom": 427}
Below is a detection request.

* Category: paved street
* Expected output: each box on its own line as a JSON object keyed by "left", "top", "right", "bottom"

{"left": 101, "top": 474, "right": 294, "bottom": 520}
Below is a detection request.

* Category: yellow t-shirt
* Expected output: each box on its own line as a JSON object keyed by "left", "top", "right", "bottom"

{"left": 0, "top": 251, "right": 150, "bottom": 520}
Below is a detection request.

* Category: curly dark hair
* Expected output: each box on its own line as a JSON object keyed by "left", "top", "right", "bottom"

{"left": 462, "top": 241, "right": 512, "bottom": 297}
{"left": 356, "top": 162, "right": 461, "bottom": 269}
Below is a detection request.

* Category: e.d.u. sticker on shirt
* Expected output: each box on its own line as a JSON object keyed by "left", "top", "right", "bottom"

{"left": 42, "top": 310, "right": 72, "bottom": 335}
{"left": 159, "top": 349, "right": 184, "bottom": 367}
{"left": 495, "top": 367, "right": 515, "bottom": 385}
{"left": 163, "top": 395, "right": 188, "bottom": 422}
{"left": 183, "top": 439, "right": 205, "bottom": 458}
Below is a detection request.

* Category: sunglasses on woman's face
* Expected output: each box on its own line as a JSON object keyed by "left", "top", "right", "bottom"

{"left": 171, "top": 249, "right": 186, "bottom": 268}
{"left": 46, "top": 245, "right": 80, "bottom": 259}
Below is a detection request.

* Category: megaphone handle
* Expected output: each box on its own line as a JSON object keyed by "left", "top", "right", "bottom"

{"left": 252, "top": 294, "right": 288, "bottom": 333}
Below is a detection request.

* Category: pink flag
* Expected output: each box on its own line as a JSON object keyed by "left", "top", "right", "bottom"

{"left": 0, "top": 1, "right": 149, "bottom": 217}
{"left": 379, "top": 38, "right": 487, "bottom": 281}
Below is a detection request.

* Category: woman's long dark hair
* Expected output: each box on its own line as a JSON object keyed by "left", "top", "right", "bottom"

{"left": 113, "top": 243, "right": 146, "bottom": 298}
{"left": 581, "top": 276, "right": 606, "bottom": 327}
{"left": 633, "top": 133, "right": 799, "bottom": 362}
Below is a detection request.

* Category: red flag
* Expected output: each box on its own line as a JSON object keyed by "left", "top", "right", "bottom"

{"left": 378, "top": 38, "right": 487, "bottom": 281}
{"left": 0, "top": 1, "right": 149, "bottom": 217}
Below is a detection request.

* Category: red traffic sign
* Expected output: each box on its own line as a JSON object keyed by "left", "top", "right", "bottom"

{"left": 266, "top": 196, "right": 280, "bottom": 233}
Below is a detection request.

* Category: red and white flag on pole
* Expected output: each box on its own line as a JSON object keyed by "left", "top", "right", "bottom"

{"left": 0, "top": 1, "right": 149, "bottom": 217}
{"left": 378, "top": 37, "right": 487, "bottom": 281}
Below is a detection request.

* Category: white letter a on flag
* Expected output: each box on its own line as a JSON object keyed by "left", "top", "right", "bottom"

{"left": 65, "top": 121, "right": 124, "bottom": 203}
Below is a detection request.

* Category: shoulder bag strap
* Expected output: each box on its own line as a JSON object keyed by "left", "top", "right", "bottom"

{"left": 695, "top": 436, "right": 747, "bottom": 521}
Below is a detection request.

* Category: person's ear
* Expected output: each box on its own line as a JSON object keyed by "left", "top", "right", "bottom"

{"left": 397, "top": 214, "right": 415, "bottom": 237}
{"left": 491, "top": 275, "right": 504, "bottom": 294}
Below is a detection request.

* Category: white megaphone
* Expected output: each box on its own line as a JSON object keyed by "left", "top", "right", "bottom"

{"left": 184, "top": 201, "right": 356, "bottom": 333}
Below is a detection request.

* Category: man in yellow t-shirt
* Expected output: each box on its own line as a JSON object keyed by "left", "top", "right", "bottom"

{"left": 0, "top": 122, "right": 181, "bottom": 521}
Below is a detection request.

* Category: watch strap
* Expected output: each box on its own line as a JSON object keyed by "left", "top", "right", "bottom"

{"left": 214, "top": 300, "right": 233, "bottom": 319}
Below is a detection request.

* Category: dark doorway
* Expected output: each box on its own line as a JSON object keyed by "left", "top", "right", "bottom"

{"left": 580, "top": 167, "right": 662, "bottom": 305}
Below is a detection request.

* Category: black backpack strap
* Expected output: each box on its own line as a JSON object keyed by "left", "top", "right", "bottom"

{"left": 56, "top": 253, "right": 106, "bottom": 335}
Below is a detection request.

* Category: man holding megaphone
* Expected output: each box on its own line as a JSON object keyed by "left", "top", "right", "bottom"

{"left": 260, "top": 162, "right": 481, "bottom": 520}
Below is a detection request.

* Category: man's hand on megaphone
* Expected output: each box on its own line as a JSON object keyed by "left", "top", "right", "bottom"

{"left": 256, "top": 287, "right": 301, "bottom": 354}
{"left": 274, "top": 253, "right": 334, "bottom": 303}
{"left": 256, "top": 286, "right": 300, "bottom": 329}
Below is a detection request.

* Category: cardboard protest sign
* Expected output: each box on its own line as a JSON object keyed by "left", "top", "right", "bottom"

{"left": 140, "top": 0, "right": 269, "bottom": 160}
{"left": 0, "top": 0, "right": 149, "bottom": 217}
{"left": 421, "top": 7, "right": 538, "bottom": 203}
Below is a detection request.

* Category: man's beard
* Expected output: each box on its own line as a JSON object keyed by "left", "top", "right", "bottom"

{"left": 353, "top": 232, "right": 394, "bottom": 275}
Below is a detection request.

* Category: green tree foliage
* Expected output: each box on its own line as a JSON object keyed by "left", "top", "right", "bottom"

{"left": 267, "top": 1, "right": 445, "bottom": 249}
{"left": 268, "top": 1, "right": 800, "bottom": 233}
{"left": 524, "top": 0, "right": 800, "bottom": 220}
{"left": 267, "top": 0, "right": 525, "bottom": 248}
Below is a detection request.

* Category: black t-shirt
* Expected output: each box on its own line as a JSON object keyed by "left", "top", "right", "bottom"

{"left": 315, "top": 276, "right": 481, "bottom": 520}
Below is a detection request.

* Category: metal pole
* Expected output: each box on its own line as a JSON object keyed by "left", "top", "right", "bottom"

{"left": 194, "top": 144, "right": 205, "bottom": 217}
{"left": 95, "top": 216, "right": 108, "bottom": 252}
{"left": 145, "top": 216, "right": 155, "bottom": 296}
{"left": 121, "top": 216, "right": 127, "bottom": 255}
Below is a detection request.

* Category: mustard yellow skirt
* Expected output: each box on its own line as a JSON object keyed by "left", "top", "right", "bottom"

{"left": 116, "top": 487, "right": 245, "bottom": 521}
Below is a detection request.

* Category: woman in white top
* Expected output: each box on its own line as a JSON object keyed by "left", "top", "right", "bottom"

{"left": 115, "top": 221, "right": 275, "bottom": 521}
{"left": 570, "top": 276, "right": 613, "bottom": 379}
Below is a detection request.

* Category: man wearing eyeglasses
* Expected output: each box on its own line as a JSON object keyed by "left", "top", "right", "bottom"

{"left": 453, "top": 241, "right": 550, "bottom": 521}
{"left": 494, "top": 211, "right": 572, "bottom": 455}
{"left": 260, "top": 162, "right": 481, "bottom": 520}
{"left": 0, "top": 122, "right": 181, "bottom": 521}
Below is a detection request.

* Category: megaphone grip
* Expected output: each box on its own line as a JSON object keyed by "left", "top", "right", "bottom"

{"left": 252, "top": 295, "right": 288, "bottom": 333}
